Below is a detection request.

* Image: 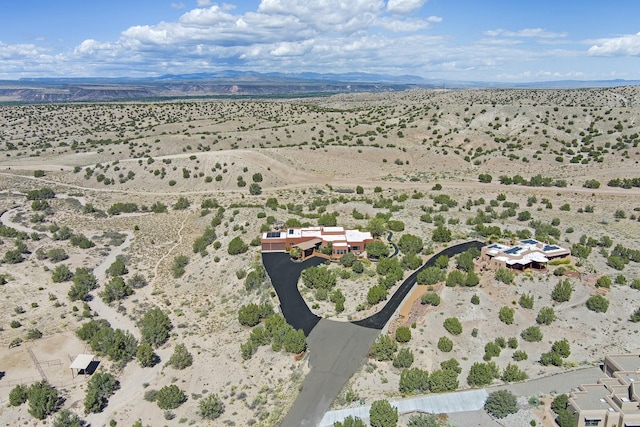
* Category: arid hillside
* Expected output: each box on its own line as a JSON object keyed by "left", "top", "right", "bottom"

{"left": 0, "top": 88, "right": 639, "bottom": 427}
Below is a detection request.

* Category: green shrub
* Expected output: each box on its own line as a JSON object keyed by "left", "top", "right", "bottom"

{"left": 156, "top": 385, "right": 187, "bottom": 410}
{"left": 437, "top": 336, "right": 453, "bottom": 352}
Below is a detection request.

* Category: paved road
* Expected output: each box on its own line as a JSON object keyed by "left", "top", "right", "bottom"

{"left": 262, "top": 241, "right": 484, "bottom": 426}
{"left": 353, "top": 240, "right": 483, "bottom": 329}
{"left": 262, "top": 252, "right": 326, "bottom": 336}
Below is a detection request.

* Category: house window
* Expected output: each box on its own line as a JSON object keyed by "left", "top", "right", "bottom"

{"left": 352, "top": 246, "right": 360, "bottom": 251}
{"left": 584, "top": 419, "right": 600, "bottom": 426}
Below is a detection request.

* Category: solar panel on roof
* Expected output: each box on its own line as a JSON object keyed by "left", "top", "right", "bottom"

{"left": 266, "top": 232, "right": 280, "bottom": 238}
{"left": 543, "top": 245, "right": 560, "bottom": 251}
{"left": 488, "top": 244, "right": 501, "bottom": 249}
{"left": 522, "top": 239, "right": 538, "bottom": 245}
{"left": 504, "top": 247, "right": 522, "bottom": 255}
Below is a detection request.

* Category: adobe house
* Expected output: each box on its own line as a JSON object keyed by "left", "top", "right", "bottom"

{"left": 566, "top": 354, "right": 640, "bottom": 427}
{"left": 479, "top": 238, "right": 570, "bottom": 271}
{"left": 260, "top": 226, "right": 374, "bottom": 260}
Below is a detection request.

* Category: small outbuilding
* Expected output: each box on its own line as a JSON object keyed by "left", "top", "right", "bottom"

{"left": 69, "top": 354, "right": 97, "bottom": 377}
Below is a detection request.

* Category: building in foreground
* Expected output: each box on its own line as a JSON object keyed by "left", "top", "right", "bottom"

{"left": 260, "top": 226, "right": 374, "bottom": 260}
{"left": 567, "top": 354, "right": 640, "bottom": 427}
{"left": 479, "top": 238, "right": 570, "bottom": 271}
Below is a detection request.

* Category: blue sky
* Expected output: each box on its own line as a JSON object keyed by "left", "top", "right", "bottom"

{"left": 1, "top": 0, "right": 639, "bottom": 81}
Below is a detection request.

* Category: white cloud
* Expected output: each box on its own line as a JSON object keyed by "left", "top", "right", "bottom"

{"left": 196, "top": 0, "right": 211, "bottom": 5}
{"left": 386, "top": 0, "right": 428, "bottom": 15}
{"left": 171, "top": 2, "right": 186, "bottom": 9}
{"left": 588, "top": 32, "right": 640, "bottom": 56}
{"left": 426, "top": 16, "right": 442, "bottom": 23}
{"left": 484, "top": 28, "right": 567, "bottom": 38}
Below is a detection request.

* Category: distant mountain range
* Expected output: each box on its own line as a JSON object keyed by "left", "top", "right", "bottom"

{"left": 1, "top": 71, "right": 639, "bottom": 103}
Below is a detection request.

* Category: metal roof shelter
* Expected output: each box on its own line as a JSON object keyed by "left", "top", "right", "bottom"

{"left": 69, "top": 354, "right": 95, "bottom": 377}
{"left": 294, "top": 238, "right": 322, "bottom": 251}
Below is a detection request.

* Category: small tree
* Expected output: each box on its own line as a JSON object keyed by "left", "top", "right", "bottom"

{"left": 485, "top": 390, "right": 519, "bottom": 419}
{"left": 370, "top": 335, "right": 397, "bottom": 361}
{"left": 106, "top": 258, "right": 127, "bottom": 276}
{"left": 27, "top": 380, "right": 61, "bottom": 420}
{"left": 443, "top": 317, "right": 462, "bottom": 335}
{"left": 156, "top": 385, "right": 187, "bottom": 410}
{"left": 536, "top": 307, "right": 556, "bottom": 325}
{"left": 501, "top": 363, "right": 528, "bottom": 382}
{"left": 586, "top": 295, "right": 609, "bottom": 313}
{"left": 521, "top": 326, "right": 543, "bottom": 342}
{"left": 499, "top": 306, "right": 515, "bottom": 325}
{"left": 438, "top": 336, "right": 453, "bottom": 352}
{"left": 136, "top": 343, "right": 158, "bottom": 367}
{"left": 495, "top": 267, "right": 514, "bottom": 284}
{"left": 467, "top": 362, "right": 498, "bottom": 387}
{"left": 335, "top": 416, "right": 366, "bottom": 427}
{"left": 52, "top": 409, "right": 86, "bottom": 427}
{"left": 168, "top": 343, "right": 193, "bottom": 370}
{"left": 432, "top": 225, "right": 452, "bottom": 243}
{"left": 366, "top": 240, "right": 390, "bottom": 259}
{"left": 227, "top": 236, "right": 248, "bottom": 255}
{"left": 393, "top": 348, "right": 414, "bottom": 368}
{"left": 399, "top": 368, "right": 430, "bottom": 394}
{"left": 518, "top": 293, "right": 534, "bottom": 309}
{"left": 84, "top": 371, "right": 120, "bottom": 414}
{"left": 421, "top": 293, "right": 441, "bottom": 306}
{"left": 428, "top": 369, "right": 459, "bottom": 393}
{"left": 9, "top": 384, "right": 28, "bottom": 406}
{"left": 198, "top": 394, "right": 224, "bottom": 420}
{"left": 395, "top": 326, "right": 411, "bottom": 343}
{"left": 140, "top": 307, "right": 173, "bottom": 347}
{"left": 51, "top": 264, "right": 73, "bottom": 283}
{"left": 552, "top": 338, "right": 571, "bottom": 358}
{"left": 369, "top": 399, "right": 398, "bottom": 427}
{"left": 552, "top": 279, "right": 572, "bottom": 302}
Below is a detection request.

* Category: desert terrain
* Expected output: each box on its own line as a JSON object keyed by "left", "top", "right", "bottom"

{"left": 0, "top": 87, "right": 639, "bottom": 426}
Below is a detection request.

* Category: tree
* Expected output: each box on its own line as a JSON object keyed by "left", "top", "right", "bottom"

{"left": 173, "top": 196, "right": 191, "bottom": 210}
{"left": 484, "top": 341, "right": 501, "bottom": 360}
{"left": 443, "top": 317, "right": 462, "bottom": 335}
{"left": 407, "top": 413, "right": 441, "bottom": 427}
{"left": 100, "top": 276, "right": 133, "bottom": 304}
{"left": 432, "top": 225, "right": 452, "bottom": 243}
{"left": 283, "top": 328, "right": 306, "bottom": 353}
{"left": 249, "top": 183, "right": 262, "bottom": 195}
{"left": 429, "top": 368, "right": 459, "bottom": 393}
{"left": 367, "top": 217, "right": 387, "bottom": 238}
{"left": 27, "top": 380, "right": 61, "bottom": 420}
{"left": 586, "top": 295, "right": 609, "bottom": 313}
{"left": 399, "top": 368, "right": 430, "bottom": 394}
{"left": 387, "top": 323, "right": 410, "bottom": 343}
{"left": 501, "top": 363, "right": 527, "bottom": 382}
{"left": 370, "top": 335, "right": 397, "bottom": 361}
{"left": 464, "top": 270, "right": 480, "bottom": 287}
{"left": 536, "top": 307, "right": 556, "bottom": 325}
{"left": 366, "top": 241, "right": 390, "bottom": 259}
{"left": 393, "top": 348, "right": 414, "bottom": 368}
{"left": 495, "top": 267, "right": 514, "bottom": 284}
{"left": 552, "top": 279, "right": 573, "bottom": 302}
{"left": 441, "top": 358, "right": 462, "bottom": 374}
{"left": 84, "top": 371, "right": 120, "bottom": 413}
{"left": 552, "top": 338, "right": 571, "bottom": 358}
{"left": 397, "top": 234, "right": 423, "bottom": 255}
{"left": 437, "top": 336, "right": 453, "bottom": 352}
{"left": 140, "top": 307, "right": 173, "bottom": 347}
{"left": 136, "top": 343, "right": 158, "bottom": 367}
{"left": 445, "top": 269, "right": 465, "bottom": 287}
{"left": 198, "top": 394, "right": 225, "bottom": 420}
{"left": 467, "top": 362, "right": 498, "bottom": 387}
{"left": 521, "top": 326, "right": 543, "bottom": 342}
{"left": 540, "top": 351, "right": 563, "bottom": 367}
{"left": 478, "top": 173, "right": 493, "bottom": 183}
{"left": 340, "top": 252, "right": 357, "bottom": 267}
{"left": 596, "top": 275, "right": 612, "bottom": 288}
{"left": 51, "top": 264, "right": 73, "bottom": 283}
{"left": 155, "top": 385, "right": 187, "bottom": 410}
{"left": 53, "top": 409, "right": 86, "bottom": 427}
{"left": 168, "top": 343, "right": 193, "bottom": 369}
{"left": 9, "top": 384, "right": 28, "bottom": 406}
{"left": 484, "top": 390, "right": 519, "bottom": 419}
{"left": 227, "top": 236, "right": 248, "bottom": 255}
{"left": 499, "top": 306, "right": 515, "bottom": 324}
{"left": 106, "top": 258, "right": 127, "bottom": 276}
{"left": 367, "top": 284, "right": 388, "bottom": 305}
{"left": 417, "top": 266, "right": 445, "bottom": 285}
{"left": 369, "top": 399, "right": 398, "bottom": 427}
{"left": 421, "top": 292, "right": 441, "bottom": 306}
{"left": 555, "top": 409, "right": 576, "bottom": 427}
{"left": 335, "top": 415, "right": 366, "bottom": 427}
{"left": 519, "top": 293, "right": 534, "bottom": 309}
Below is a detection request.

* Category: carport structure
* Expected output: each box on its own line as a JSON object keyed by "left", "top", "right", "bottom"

{"left": 69, "top": 354, "right": 96, "bottom": 377}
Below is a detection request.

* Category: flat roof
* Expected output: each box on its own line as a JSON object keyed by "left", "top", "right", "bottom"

{"left": 572, "top": 384, "right": 615, "bottom": 411}
{"left": 294, "top": 238, "right": 322, "bottom": 251}
{"left": 607, "top": 354, "right": 640, "bottom": 373}
{"left": 70, "top": 354, "right": 95, "bottom": 370}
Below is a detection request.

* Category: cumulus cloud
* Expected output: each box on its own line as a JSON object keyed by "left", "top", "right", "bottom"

{"left": 386, "top": 0, "right": 428, "bottom": 14}
{"left": 588, "top": 32, "right": 640, "bottom": 56}
{"left": 484, "top": 28, "right": 567, "bottom": 38}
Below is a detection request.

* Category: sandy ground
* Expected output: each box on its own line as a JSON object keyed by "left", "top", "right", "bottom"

{"left": 0, "top": 88, "right": 639, "bottom": 426}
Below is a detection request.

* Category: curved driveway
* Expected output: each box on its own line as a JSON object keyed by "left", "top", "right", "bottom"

{"left": 262, "top": 240, "right": 483, "bottom": 427}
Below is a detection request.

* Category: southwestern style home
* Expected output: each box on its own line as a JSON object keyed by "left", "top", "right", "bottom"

{"left": 566, "top": 354, "right": 640, "bottom": 427}
{"left": 479, "top": 238, "right": 570, "bottom": 271}
{"left": 260, "top": 226, "right": 374, "bottom": 260}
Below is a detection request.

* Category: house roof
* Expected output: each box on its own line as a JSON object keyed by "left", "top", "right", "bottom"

{"left": 294, "top": 238, "right": 322, "bottom": 251}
